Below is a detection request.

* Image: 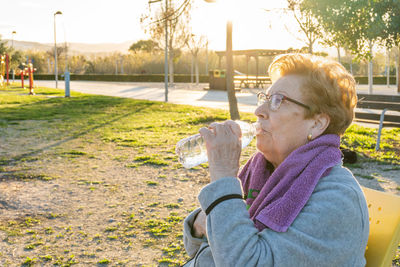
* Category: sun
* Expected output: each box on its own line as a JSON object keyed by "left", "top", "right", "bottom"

{"left": 192, "top": 0, "right": 302, "bottom": 50}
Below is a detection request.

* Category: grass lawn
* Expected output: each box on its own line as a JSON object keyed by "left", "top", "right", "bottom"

{"left": 0, "top": 84, "right": 399, "bottom": 266}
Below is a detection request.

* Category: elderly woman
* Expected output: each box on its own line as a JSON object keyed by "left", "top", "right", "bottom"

{"left": 182, "top": 54, "right": 369, "bottom": 266}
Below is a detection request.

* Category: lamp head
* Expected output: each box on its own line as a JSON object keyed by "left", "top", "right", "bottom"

{"left": 12, "top": 31, "right": 16, "bottom": 34}
{"left": 204, "top": 0, "right": 217, "bottom": 2}
{"left": 54, "top": 11, "right": 62, "bottom": 15}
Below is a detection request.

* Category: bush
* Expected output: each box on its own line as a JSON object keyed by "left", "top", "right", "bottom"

{"left": 32, "top": 74, "right": 396, "bottom": 85}
{"left": 33, "top": 74, "right": 209, "bottom": 83}
{"left": 354, "top": 76, "right": 396, "bottom": 85}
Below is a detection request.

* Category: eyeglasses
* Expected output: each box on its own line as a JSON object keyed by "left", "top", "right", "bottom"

{"left": 257, "top": 92, "right": 311, "bottom": 111}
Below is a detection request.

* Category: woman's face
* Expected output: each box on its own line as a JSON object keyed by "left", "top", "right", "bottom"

{"left": 254, "top": 74, "right": 316, "bottom": 168}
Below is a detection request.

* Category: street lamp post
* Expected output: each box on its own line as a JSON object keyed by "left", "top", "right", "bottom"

{"left": 54, "top": 11, "right": 62, "bottom": 89}
{"left": 11, "top": 31, "right": 16, "bottom": 48}
{"left": 164, "top": 0, "right": 168, "bottom": 102}
{"left": 149, "top": 0, "right": 169, "bottom": 102}
{"left": 11, "top": 31, "right": 16, "bottom": 83}
{"left": 64, "top": 37, "right": 70, "bottom": 97}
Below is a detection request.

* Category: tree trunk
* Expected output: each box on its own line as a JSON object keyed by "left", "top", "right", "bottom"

{"left": 398, "top": 46, "right": 400, "bottom": 93}
{"left": 386, "top": 48, "right": 390, "bottom": 88}
{"left": 205, "top": 41, "right": 208, "bottom": 75}
{"left": 169, "top": 59, "right": 174, "bottom": 84}
{"left": 47, "top": 58, "right": 52, "bottom": 73}
{"left": 337, "top": 46, "right": 341, "bottom": 63}
{"left": 169, "top": 46, "right": 174, "bottom": 84}
{"left": 190, "top": 54, "right": 194, "bottom": 83}
{"left": 226, "top": 21, "right": 240, "bottom": 120}
{"left": 368, "top": 59, "right": 373, "bottom": 94}
{"left": 195, "top": 55, "right": 199, "bottom": 85}
{"left": 368, "top": 41, "right": 373, "bottom": 94}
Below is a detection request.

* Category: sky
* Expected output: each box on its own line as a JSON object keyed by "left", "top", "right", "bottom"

{"left": 0, "top": 0, "right": 307, "bottom": 51}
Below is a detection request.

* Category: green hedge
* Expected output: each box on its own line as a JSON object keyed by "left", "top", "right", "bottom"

{"left": 354, "top": 76, "right": 396, "bottom": 85}
{"left": 33, "top": 74, "right": 209, "bottom": 83}
{"left": 33, "top": 74, "right": 397, "bottom": 85}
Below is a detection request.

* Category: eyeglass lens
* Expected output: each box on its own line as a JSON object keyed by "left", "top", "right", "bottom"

{"left": 270, "top": 94, "right": 283, "bottom": 110}
{"left": 257, "top": 93, "right": 283, "bottom": 111}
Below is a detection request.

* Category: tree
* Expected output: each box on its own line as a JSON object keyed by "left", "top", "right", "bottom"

{"left": 45, "top": 46, "right": 67, "bottom": 74}
{"left": 141, "top": 0, "right": 192, "bottom": 83}
{"left": 0, "top": 35, "right": 9, "bottom": 55}
{"left": 46, "top": 46, "right": 66, "bottom": 60}
{"left": 129, "top": 40, "right": 160, "bottom": 53}
{"left": 302, "top": 0, "right": 400, "bottom": 92}
{"left": 319, "top": 33, "right": 346, "bottom": 63}
{"left": 382, "top": 1, "right": 400, "bottom": 92}
{"left": 185, "top": 34, "right": 207, "bottom": 84}
{"left": 0, "top": 35, "right": 24, "bottom": 80}
{"left": 10, "top": 50, "right": 24, "bottom": 70}
{"left": 302, "top": 0, "right": 399, "bottom": 60}
{"left": 286, "top": 0, "right": 323, "bottom": 54}
{"left": 69, "top": 55, "right": 89, "bottom": 74}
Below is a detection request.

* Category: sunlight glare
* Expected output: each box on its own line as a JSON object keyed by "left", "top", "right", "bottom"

{"left": 192, "top": 0, "right": 304, "bottom": 50}
{"left": 212, "top": 0, "right": 255, "bottom": 22}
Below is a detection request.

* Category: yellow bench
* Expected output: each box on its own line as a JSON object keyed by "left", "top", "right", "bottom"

{"left": 362, "top": 187, "right": 400, "bottom": 267}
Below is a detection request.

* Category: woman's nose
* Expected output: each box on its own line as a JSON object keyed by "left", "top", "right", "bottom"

{"left": 254, "top": 104, "right": 268, "bottom": 120}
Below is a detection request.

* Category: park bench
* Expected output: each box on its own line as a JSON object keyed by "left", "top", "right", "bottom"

{"left": 207, "top": 73, "right": 271, "bottom": 91}
{"left": 362, "top": 186, "right": 400, "bottom": 267}
{"left": 234, "top": 75, "right": 271, "bottom": 89}
{"left": 355, "top": 93, "right": 400, "bottom": 150}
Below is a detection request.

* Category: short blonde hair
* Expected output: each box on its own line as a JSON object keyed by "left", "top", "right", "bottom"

{"left": 268, "top": 53, "right": 357, "bottom": 135}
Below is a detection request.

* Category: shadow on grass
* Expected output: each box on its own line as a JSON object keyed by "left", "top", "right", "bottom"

{"left": 1, "top": 95, "right": 157, "bottom": 165}
{"left": 1, "top": 94, "right": 153, "bottom": 120}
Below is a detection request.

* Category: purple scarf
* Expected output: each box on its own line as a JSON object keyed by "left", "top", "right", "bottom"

{"left": 238, "top": 134, "right": 342, "bottom": 232}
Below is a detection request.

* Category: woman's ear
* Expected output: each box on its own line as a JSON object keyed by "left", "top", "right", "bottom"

{"left": 311, "top": 113, "right": 330, "bottom": 137}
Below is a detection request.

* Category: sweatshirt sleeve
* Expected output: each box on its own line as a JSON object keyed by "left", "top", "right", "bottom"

{"left": 183, "top": 208, "right": 208, "bottom": 257}
{"left": 198, "top": 174, "right": 368, "bottom": 267}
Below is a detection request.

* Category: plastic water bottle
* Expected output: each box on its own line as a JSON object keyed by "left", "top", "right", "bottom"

{"left": 175, "top": 120, "right": 258, "bottom": 169}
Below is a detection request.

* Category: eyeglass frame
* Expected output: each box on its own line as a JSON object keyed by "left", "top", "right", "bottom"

{"left": 256, "top": 92, "right": 311, "bottom": 111}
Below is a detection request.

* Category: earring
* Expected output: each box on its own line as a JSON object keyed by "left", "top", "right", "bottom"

{"left": 307, "top": 133, "right": 313, "bottom": 141}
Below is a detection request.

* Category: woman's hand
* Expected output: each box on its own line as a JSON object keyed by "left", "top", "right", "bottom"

{"left": 192, "top": 210, "right": 207, "bottom": 238}
{"left": 199, "top": 120, "right": 242, "bottom": 182}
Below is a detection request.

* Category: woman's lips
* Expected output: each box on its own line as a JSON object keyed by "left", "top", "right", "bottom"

{"left": 255, "top": 122, "right": 268, "bottom": 136}
{"left": 256, "top": 129, "right": 268, "bottom": 136}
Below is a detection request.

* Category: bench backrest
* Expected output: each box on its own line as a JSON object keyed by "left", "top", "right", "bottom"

{"left": 355, "top": 94, "right": 400, "bottom": 125}
{"left": 357, "top": 94, "right": 400, "bottom": 112}
{"left": 357, "top": 94, "right": 400, "bottom": 103}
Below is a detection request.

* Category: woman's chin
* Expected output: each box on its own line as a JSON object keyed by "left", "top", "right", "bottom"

{"left": 256, "top": 139, "right": 271, "bottom": 154}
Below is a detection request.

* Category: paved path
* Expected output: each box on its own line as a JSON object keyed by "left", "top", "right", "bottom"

{"left": 34, "top": 81, "right": 260, "bottom": 113}
{"left": 33, "top": 80, "right": 400, "bottom": 115}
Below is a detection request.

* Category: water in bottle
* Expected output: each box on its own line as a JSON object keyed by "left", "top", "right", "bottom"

{"left": 175, "top": 120, "right": 258, "bottom": 169}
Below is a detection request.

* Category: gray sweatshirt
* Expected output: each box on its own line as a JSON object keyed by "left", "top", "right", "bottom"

{"left": 183, "top": 164, "right": 369, "bottom": 267}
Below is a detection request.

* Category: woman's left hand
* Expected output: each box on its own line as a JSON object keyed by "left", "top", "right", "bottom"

{"left": 199, "top": 120, "right": 242, "bottom": 182}
{"left": 192, "top": 210, "right": 207, "bottom": 238}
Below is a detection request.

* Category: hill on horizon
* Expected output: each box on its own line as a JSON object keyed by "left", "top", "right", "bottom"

{"left": 3, "top": 39, "right": 133, "bottom": 55}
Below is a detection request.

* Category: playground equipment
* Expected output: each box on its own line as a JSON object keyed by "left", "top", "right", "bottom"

{"left": 15, "top": 63, "right": 26, "bottom": 88}
{"left": 5, "top": 54, "right": 10, "bottom": 85}
{"left": 27, "top": 61, "right": 36, "bottom": 95}
{"left": 0, "top": 54, "right": 5, "bottom": 88}
{"left": 15, "top": 61, "right": 36, "bottom": 95}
